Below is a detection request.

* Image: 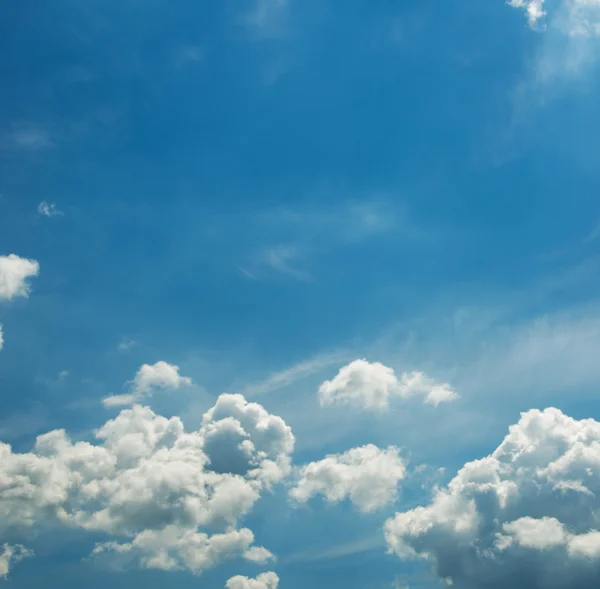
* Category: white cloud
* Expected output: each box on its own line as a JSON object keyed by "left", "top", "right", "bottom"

{"left": 0, "top": 325, "right": 3, "bottom": 351}
{"left": 0, "top": 544, "right": 33, "bottom": 580}
{"left": 103, "top": 361, "right": 192, "bottom": 407}
{"left": 318, "top": 359, "right": 458, "bottom": 411}
{"left": 509, "top": 0, "right": 547, "bottom": 27}
{"left": 242, "top": 351, "right": 349, "bottom": 396}
{"left": 290, "top": 444, "right": 406, "bottom": 512}
{"left": 510, "top": 0, "right": 600, "bottom": 35}
{"left": 385, "top": 407, "right": 600, "bottom": 588}
{"left": 0, "top": 254, "right": 40, "bottom": 301}
{"left": 226, "top": 572, "right": 279, "bottom": 589}
{"left": 0, "top": 395, "right": 294, "bottom": 575}
{"left": 37, "top": 202, "right": 63, "bottom": 217}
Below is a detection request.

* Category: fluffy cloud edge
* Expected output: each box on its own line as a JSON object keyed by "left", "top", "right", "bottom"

{"left": 0, "top": 254, "right": 40, "bottom": 301}
{"left": 102, "top": 361, "right": 193, "bottom": 407}
{"left": 318, "top": 359, "right": 458, "bottom": 411}
{"left": 0, "top": 393, "right": 294, "bottom": 576}
{"left": 385, "top": 406, "right": 600, "bottom": 588}
{"left": 290, "top": 444, "right": 406, "bottom": 512}
{"left": 0, "top": 544, "right": 33, "bottom": 580}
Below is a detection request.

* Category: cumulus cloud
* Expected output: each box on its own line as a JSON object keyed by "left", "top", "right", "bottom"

{"left": 103, "top": 361, "right": 192, "bottom": 407}
{"left": 0, "top": 544, "right": 33, "bottom": 580}
{"left": 0, "top": 254, "right": 40, "bottom": 301}
{"left": 37, "top": 202, "right": 63, "bottom": 217}
{"left": 290, "top": 444, "right": 406, "bottom": 512}
{"left": 0, "top": 395, "right": 294, "bottom": 575}
{"left": 385, "top": 407, "right": 600, "bottom": 589}
{"left": 318, "top": 359, "right": 458, "bottom": 411}
{"left": 226, "top": 572, "right": 279, "bottom": 589}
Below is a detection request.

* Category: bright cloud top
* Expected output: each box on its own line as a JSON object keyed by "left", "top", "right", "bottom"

{"left": 103, "top": 361, "right": 193, "bottom": 407}
{"left": 510, "top": 0, "right": 600, "bottom": 36}
{"left": 0, "top": 544, "right": 33, "bottom": 580}
{"left": 0, "top": 393, "right": 293, "bottom": 575}
{"left": 318, "top": 359, "right": 458, "bottom": 411}
{"left": 37, "top": 202, "right": 63, "bottom": 217}
{"left": 290, "top": 444, "right": 406, "bottom": 512}
{"left": 385, "top": 407, "right": 600, "bottom": 589}
{"left": 226, "top": 572, "right": 279, "bottom": 589}
{"left": 0, "top": 254, "right": 40, "bottom": 301}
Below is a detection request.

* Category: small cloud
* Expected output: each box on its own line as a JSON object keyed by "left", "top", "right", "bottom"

{"left": 102, "top": 361, "right": 193, "bottom": 408}
{"left": 318, "top": 359, "right": 459, "bottom": 411}
{"left": 290, "top": 444, "right": 407, "bottom": 512}
{"left": 226, "top": 572, "right": 279, "bottom": 589}
{"left": 0, "top": 254, "right": 40, "bottom": 301}
{"left": 37, "top": 201, "right": 63, "bottom": 217}
{"left": 0, "top": 544, "right": 34, "bottom": 579}
{"left": 118, "top": 337, "right": 137, "bottom": 352}
{"left": 0, "top": 324, "right": 3, "bottom": 351}
{"left": 242, "top": 546, "right": 275, "bottom": 564}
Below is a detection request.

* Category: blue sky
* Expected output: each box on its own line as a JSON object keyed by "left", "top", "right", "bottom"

{"left": 2, "top": 1, "right": 600, "bottom": 588}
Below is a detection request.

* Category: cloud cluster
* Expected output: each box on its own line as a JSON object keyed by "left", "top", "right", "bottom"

{"left": 0, "top": 544, "right": 33, "bottom": 580}
{"left": 103, "top": 361, "right": 193, "bottom": 407}
{"left": 0, "top": 394, "right": 294, "bottom": 575}
{"left": 318, "top": 359, "right": 458, "bottom": 411}
{"left": 290, "top": 444, "right": 406, "bottom": 512}
{"left": 226, "top": 571, "right": 279, "bottom": 589}
{"left": 385, "top": 407, "right": 600, "bottom": 589}
{"left": 0, "top": 254, "right": 39, "bottom": 301}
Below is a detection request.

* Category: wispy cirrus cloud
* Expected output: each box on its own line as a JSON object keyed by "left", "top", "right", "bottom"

{"left": 239, "top": 197, "right": 423, "bottom": 282}
{"left": 241, "top": 350, "right": 350, "bottom": 396}
{"left": 245, "top": 0, "right": 289, "bottom": 38}
{"left": 508, "top": 0, "right": 600, "bottom": 81}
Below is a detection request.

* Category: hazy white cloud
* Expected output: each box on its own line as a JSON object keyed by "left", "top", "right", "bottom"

{"left": 385, "top": 407, "right": 600, "bottom": 588}
{"left": 290, "top": 444, "right": 406, "bottom": 512}
{"left": 0, "top": 325, "right": 3, "bottom": 351}
{"left": 0, "top": 394, "right": 293, "bottom": 575}
{"left": 37, "top": 201, "right": 63, "bottom": 217}
{"left": 246, "top": 0, "right": 288, "bottom": 38}
{"left": 118, "top": 337, "right": 137, "bottom": 352}
{"left": 318, "top": 359, "right": 458, "bottom": 411}
{"left": 242, "top": 351, "right": 349, "bottom": 396}
{"left": 253, "top": 245, "right": 312, "bottom": 283}
{"left": 510, "top": 0, "right": 600, "bottom": 35}
{"left": 103, "top": 361, "right": 192, "bottom": 407}
{"left": 6, "top": 127, "right": 53, "bottom": 150}
{"left": 0, "top": 254, "right": 40, "bottom": 301}
{"left": 226, "top": 572, "right": 279, "bottom": 589}
{"left": 509, "top": 0, "right": 546, "bottom": 27}
{"left": 0, "top": 544, "right": 33, "bottom": 580}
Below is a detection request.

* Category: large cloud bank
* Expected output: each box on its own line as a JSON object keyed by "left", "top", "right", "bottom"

{"left": 385, "top": 407, "right": 600, "bottom": 589}
{"left": 0, "top": 394, "right": 294, "bottom": 575}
